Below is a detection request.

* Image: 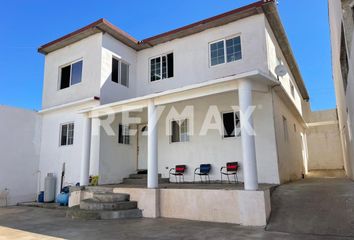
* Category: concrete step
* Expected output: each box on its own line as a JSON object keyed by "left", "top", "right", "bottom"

{"left": 80, "top": 199, "right": 137, "bottom": 211}
{"left": 128, "top": 173, "right": 162, "bottom": 179}
{"left": 122, "top": 177, "right": 170, "bottom": 185}
{"left": 84, "top": 186, "right": 115, "bottom": 193}
{"left": 67, "top": 206, "right": 142, "bottom": 220}
{"left": 92, "top": 193, "right": 130, "bottom": 202}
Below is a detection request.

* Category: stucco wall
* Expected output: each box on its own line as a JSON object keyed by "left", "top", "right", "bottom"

{"left": 0, "top": 106, "right": 41, "bottom": 205}
{"left": 38, "top": 101, "right": 99, "bottom": 194}
{"left": 272, "top": 92, "right": 305, "bottom": 183}
{"left": 136, "top": 14, "right": 268, "bottom": 97}
{"left": 306, "top": 109, "right": 344, "bottom": 170}
{"left": 329, "top": 0, "right": 354, "bottom": 179}
{"left": 42, "top": 33, "right": 102, "bottom": 109}
{"left": 265, "top": 18, "right": 303, "bottom": 115}
{"left": 100, "top": 33, "right": 138, "bottom": 104}
{"left": 98, "top": 90, "right": 280, "bottom": 185}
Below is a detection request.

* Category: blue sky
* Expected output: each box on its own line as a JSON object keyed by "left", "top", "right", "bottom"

{"left": 0, "top": 0, "right": 334, "bottom": 111}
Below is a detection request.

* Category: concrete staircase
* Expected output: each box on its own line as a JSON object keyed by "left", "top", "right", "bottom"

{"left": 66, "top": 187, "right": 142, "bottom": 220}
{"left": 122, "top": 173, "right": 170, "bottom": 185}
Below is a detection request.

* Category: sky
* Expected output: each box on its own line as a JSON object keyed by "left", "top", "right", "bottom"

{"left": 0, "top": 0, "right": 335, "bottom": 111}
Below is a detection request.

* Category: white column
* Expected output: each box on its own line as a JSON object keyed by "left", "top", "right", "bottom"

{"left": 80, "top": 116, "right": 92, "bottom": 186}
{"left": 89, "top": 118, "right": 100, "bottom": 176}
{"left": 147, "top": 99, "right": 158, "bottom": 189}
{"left": 239, "top": 79, "right": 258, "bottom": 190}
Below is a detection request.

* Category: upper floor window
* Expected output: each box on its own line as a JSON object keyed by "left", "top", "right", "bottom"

{"left": 150, "top": 53, "right": 174, "bottom": 82}
{"left": 60, "top": 123, "right": 74, "bottom": 146}
{"left": 59, "top": 60, "right": 83, "bottom": 90}
{"left": 112, "top": 57, "right": 129, "bottom": 87}
{"left": 222, "top": 112, "right": 241, "bottom": 138}
{"left": 210, "top": 36, "right": 242, "bottom": 66}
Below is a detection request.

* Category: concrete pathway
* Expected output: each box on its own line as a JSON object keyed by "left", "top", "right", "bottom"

{"left": 0, "top": 207, "right": 352, "bottom": 240}
{"left": 266, "top": 175, "right": 354, "bottom": 238}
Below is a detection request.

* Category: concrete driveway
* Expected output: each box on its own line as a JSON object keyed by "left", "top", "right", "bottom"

{"left": 0, "top": 206, "right": 352, "bottom": 240}
{"left": 266, "top": 175, "right": 354, "bottom": 238}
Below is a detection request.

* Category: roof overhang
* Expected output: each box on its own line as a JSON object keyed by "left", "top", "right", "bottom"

{"left": 37, "top": 0, "right": 309, "bottom": 100}
{"left": 38, "top": 19, "right": 140, "bottom": 54}
{"left": 262, "top": 3, "right": 310, "bottom": 100}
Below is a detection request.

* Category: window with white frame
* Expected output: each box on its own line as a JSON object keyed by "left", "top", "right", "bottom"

{"left": 222, "top": 112, "right": 241, "bottom": 138}
{"left": 171, "top": 119, "right": 189, "bottom": 143}
{"left": 150, "top": 53, "right": 174, "bottom": 81}
{"left": 112, "top": 57, "right": 129, "bottom": 87}
{"left": 59, "top": 60, "right": 83, "bottom": 90}
{"left": 118, "top": 124, "right": 130, "bottom": 144}
{"left": 60, "top": 123, "right": 74, "bottom": 146}
{"left": 210, "top": 36, "right": 242, "bottom": 66}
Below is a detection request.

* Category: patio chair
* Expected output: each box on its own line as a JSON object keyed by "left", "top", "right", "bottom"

{"left": 169, "top": 165, "right": 187, "bottom": 183}
{"left": 194, "top": 164, "right": 212, "bottom": 183}
{"left": 220, "top": 162, "right": 239, "bottom": 183}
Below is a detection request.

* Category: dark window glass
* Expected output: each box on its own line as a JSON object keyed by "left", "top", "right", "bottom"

{"left": 121, "top": 62, "right": 129, "bottom": 87}
{"left": 118, "top": 124, "right": 123, "bottom": 144}
{"left": 60, "top": 65, "right": 71, "bottom": 89}
{"left": 223, "top": 112, "right": 235, "bottom": 138}
{"left": 167, "top": 53, "right": 174, "bottom": 78}
{"left": 171, "top": 120, "right": 180, "bottom": 143}
{"left": 118, "top": 124, "right": 130, "bottom": 144}
{"left": 71, "top": 61, "right": 82, "bottom": 85}
{"left": 60, "top": 124, "right": 68, "bottom": 146}
{"left": 112, "top": 58, "right": 119, "bottom": 83}
{"left": 340, "top": 25, "right": 349, "bottom": 93}
{"left": 226, "top": 36, "right": 242, "bottom": 62}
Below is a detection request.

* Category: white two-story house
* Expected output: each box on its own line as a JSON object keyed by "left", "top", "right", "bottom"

{"left": 37, "top": 0, "right": 310, "bottom": 213}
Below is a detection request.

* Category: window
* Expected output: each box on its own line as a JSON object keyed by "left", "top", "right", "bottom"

{"left": 210, "top": 36, "right": 241, "bottom": 66}
{"left": 171, "top": 119, "right": 189, "bottom": 143}
{"left": 112, "top": 57, "right": 129, "bottom": 87}
{"left": 222, "top": 112, "right": 241, "bottom": 138}
{"left": 150, "top": 53, "right": 174, "bottom": 81}
{"left": 340, "top": 24, "right": 349, "bottom": 93}
{"left": 59, "top": 60, "right": 83, "bottom": 90}
{"left": 60, "top": 123, "right": 74, "bottom": 146}
{"left": 118, "top": 124, "right": 130, "bottom": 144}
{"left": 290, "top": 81, "right": 295, "bottom": 99}
{"left": 282, "top": 116, "right": 288, "bottom": 142}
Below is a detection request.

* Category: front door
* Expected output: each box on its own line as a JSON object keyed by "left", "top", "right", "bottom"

{"left": 137, "top": 124, "right": 148, "bottom": 170}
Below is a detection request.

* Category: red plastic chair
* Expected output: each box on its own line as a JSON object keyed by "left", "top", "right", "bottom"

{"left": 220, "top": 162, "right": 239, "bottom": 183}
{"left": 169, "top": 165, "right": 187, "bottom": 183}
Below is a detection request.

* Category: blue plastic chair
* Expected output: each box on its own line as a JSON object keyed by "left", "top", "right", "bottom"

{"left": 194, "top": 164, "right": 211, "bottom": 183}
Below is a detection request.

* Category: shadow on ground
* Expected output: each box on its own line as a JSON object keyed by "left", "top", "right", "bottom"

{"left": 0, "top": 206, "right": 353, "bottom": 240}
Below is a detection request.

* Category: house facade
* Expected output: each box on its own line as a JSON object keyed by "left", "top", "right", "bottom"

{"left": 329, "top": 0, "right": 354, "bottom": 180}
{"left": 37, "top": 0, "right": 311, "bottom": 193}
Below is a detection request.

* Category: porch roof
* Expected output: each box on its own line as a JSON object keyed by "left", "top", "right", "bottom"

{"left": 81, "top": 70, "right": 278, "bottom": 118}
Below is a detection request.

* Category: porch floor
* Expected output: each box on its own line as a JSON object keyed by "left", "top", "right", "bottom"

{"left": 96, "top": 182, "right": 276, "bottom": 191}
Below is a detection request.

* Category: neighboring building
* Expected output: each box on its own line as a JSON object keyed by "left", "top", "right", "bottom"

{"left": 0, "top": 105, "right": 41, "bottom": 206}
{"left": 329, "top": 0, "right": 354, "bottom": 179}
{"left": 37, "top": 0, "right": 311, "bottom": 192}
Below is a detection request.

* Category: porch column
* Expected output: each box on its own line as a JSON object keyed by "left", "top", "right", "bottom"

{"left": 238, "top": 79, "right": 258, "bottom": 190}
{"left": 147, "top": 99, "right": 158, "bottom": 188}
{"left": 80, "top": 116, "right": 92, "bottom": 186}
